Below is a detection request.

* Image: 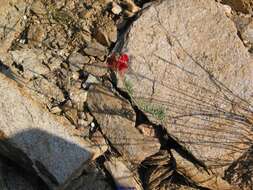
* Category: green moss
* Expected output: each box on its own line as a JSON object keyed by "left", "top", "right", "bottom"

{"left": 124, "top": 79, "right": 134, "bottom": 96}
{"left": 139, "top": 101, "right": 166, "bottom": 122}
{"left": 123, "top": 79, "right": 166, "bottom": 122}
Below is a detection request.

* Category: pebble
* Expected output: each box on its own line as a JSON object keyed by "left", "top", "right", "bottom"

{"left": 77, "top": 119, "right": 88, "bottom": 127}
{"left": 50, "top": 106, "right": 62, "bottom": 114}
{"left": 111, "top": 2, "right": 122, "bottom": 15}
{"left": 78, "top": 112, "right": 86, "bottom": 119}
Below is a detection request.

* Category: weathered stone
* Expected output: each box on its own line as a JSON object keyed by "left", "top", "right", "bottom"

{"left": 27, "top": 77, "right": 65, "bottom": 104}
{"left": 241, "top": 19, "right": 253, "bottom": 50}
{"left": 136, "top": 124, "right": 155, "bottom": 137}
{"left": 94, "top": 24, "right": 117, "bottom": 47}
{"left": 83, "top": 40, "right": 108, "bottom": 57}
{"left": 83, "top": 59, "right": 108, "bottom": 77}
{"left": 27, "top": 23, "right": 46, "bottom": 47}
{"left": 0, "top": 0, "right": 30, "bottom": 62}
{"left": 0, "top": 73, "right": 104, "bottom": 189}
{"left": 230, "top": 14, "right": 253, "bottom": 51}
{"left": 111, "top": 2, "right": 122, "bottom": 15}
{"left": 69, "top": 84, "right": 87, "bottom": 111}
{"left": 120, "top": 0, "right": 253, "bottom": 175}
{"left": 68, "top": 52, "right": 90, "bottom": 72}
{"left": 87, "top": 84, "right": 160, "bottom": 164}
{"left": 172, "top": 150, "right": 238, "bottom": 190}
{"left": 31, "top": 0, "right": 47, "bottom": 16}
{"left": 10, "top": 49, "right": 50, "bottom": 80}
{"left": 104, "top": 157, "right": 143, "bottom": 190}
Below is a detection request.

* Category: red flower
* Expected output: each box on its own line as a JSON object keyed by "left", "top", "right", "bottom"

{"left": 108, "top": 53, "right": 129, "bottom": 76}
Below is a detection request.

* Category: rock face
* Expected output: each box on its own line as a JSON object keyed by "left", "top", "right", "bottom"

{"left": 0, "top": 73, "right": 104, "bottom": 189}
{"left": 86, "top": 84, "right": 160, "bottom": 164}
{"left": 120, "top": 0, "right": 253, "bottom": 175}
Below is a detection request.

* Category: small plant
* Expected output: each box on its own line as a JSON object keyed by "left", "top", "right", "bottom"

{"left": 139, "top": 101, "right": 167, "bottom": 122}
{"left": 124, "top": 79, "right": 134, "bottom": 96}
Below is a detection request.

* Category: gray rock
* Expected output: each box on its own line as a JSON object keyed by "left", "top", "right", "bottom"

{"left": 86, "top": 84, "right": 160, "bottom": 164}
{"left": 0, "top": 74, "right": 104, "bottom": 189}
{"left": 120, "top": 0, "right": 253, "bottom": 175}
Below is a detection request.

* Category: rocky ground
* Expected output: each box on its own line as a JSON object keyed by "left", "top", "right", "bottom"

{"left": 0, "top": 0, "right": 253, "bottom": 190}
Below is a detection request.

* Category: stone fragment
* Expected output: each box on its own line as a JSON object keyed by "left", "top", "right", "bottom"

{"left": 104, "top": 157, "right": 143, "bottom": 190}
{"left": 121, "top": 0, "right": 253, "bottom": 175}
{"left": 27, "top": 23, "right": 46, "bottom": 47}
{"left": 0, "top": 0, "right": 30, "bottom": 62}
{"left": 31, "top": 0, "right": 47, "bottom": 16}
{"left": 172, "top": 150, "right": 239, "bottom": 190}
{"left": 87, "top": 84, "right": 160, "bottom": 164}
{"left": 241, "top": 20, "right": 253, "bottom": 50}
{"left": 0, "top": 74, "right": 104, "bottom": 189}
{"left": 27, "top": 77, "right": 65, "bottom": 103}
{"left": 10, "top": 49, "right": 49, "bottom": 80}
{"left": 69, "top": 85, "right": 87, "bottom": 111}
{"left": 83, "top": 40, "right": 108, "bottom": 57}
{"left": 94, "top": 25, "right": 117, "bottom": 47}
{"left": 111, "top": 2, "right": 122, "bottom": 15}
{"left": 136, "top": 124, "right": 155, "bottom": 137}
{"left": 121, "top": 0, "right": 140, "bottom": 14}
{"left": 68, "top": 52, "right": 90, "bottom": 72}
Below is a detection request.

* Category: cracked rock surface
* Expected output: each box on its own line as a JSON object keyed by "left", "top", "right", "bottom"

{"left": 120, "top": 0, "right": 253, "bottom": 175}
{"left": 0, "top": 0, "right": 253, "bottom": 189}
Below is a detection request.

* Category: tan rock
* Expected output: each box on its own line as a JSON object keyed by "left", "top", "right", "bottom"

{"left": 120, "top": 0, "right": 253, "bottom": 176}
{"left": 87, "top": 84, "right": 160, "bottom": 164}
{"left": 104, "top": 157, "right": 143, "bottom": 190}
{"left": 0, "top": 0, "right": 31, "bottom": 62}
{"left": 111, "top": 2, "right": 122, "bottom": 15}
{"left": 172, "top": 150, "right": 239, "bottom": 190}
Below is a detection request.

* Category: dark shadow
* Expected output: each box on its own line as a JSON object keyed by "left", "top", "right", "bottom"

{"left": 0, "top": 129, "right": 115, "bottom": 190}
